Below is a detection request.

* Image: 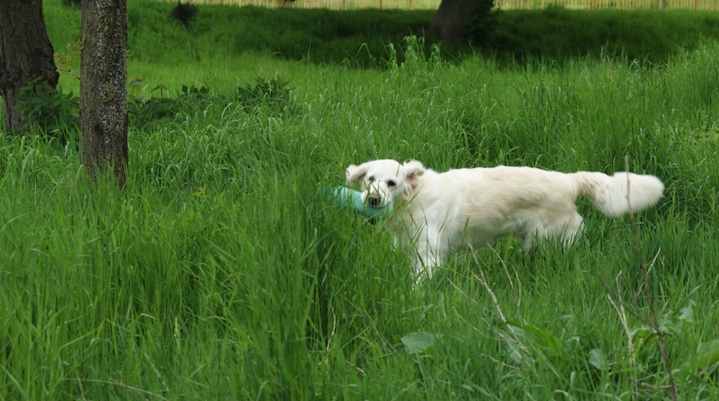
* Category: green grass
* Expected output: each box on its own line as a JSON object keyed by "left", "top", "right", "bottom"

{"left": 491, "top": 7, "right": 719, "bottom": 64}
{"left": 2, "top": 1, "right": 719, "bottom": 400}
{"left": 44, "top": 1, "right": 719, "bottom": 94}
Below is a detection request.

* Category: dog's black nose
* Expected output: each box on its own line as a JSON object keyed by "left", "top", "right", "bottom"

{"left": 367, "top": 195, "right": 381, "bottom": 207}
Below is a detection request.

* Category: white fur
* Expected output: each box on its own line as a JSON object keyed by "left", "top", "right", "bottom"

{"left": 346, "top": 159, "right": 664, "bottom": 279}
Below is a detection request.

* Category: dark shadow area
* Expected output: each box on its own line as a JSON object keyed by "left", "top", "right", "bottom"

{"left": 48, "top": 1, "right": 719, "bottom": 68}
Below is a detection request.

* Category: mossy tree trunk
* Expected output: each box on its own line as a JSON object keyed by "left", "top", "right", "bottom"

{"left": 0, "top": 0, "right": 59, "bottom": 129}
{"left": 427, "top": 0, "right": 489, "bottom": 43}
{"left": 80, "top": 0, "right": 128, "bottom": 188}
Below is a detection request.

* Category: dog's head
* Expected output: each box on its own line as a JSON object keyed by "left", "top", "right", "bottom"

{"left": 345, "top": 159, "right": 425, "bottom": 208}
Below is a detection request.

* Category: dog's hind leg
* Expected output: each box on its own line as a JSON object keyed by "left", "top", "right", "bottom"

{"left": 532, "top": 212, "right": 584, "bottom": 249}
{"left": 521, "top": 234, "right": 535, "bottom": 252}
{"left": 561, "top": 212, "right": 585, "bottom": 247}
{"left": 522, "top": 212, "right": 584, "bottom": 251}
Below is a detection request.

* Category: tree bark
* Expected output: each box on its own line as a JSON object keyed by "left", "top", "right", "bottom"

{"left": 0, "top": 0, "right": 59, "bottom": 129}
{"left": 80, "top": 0, "right": 128, "bottom": 188}
{"left": 427, "top": 0, "right": 488, "bottom": 44}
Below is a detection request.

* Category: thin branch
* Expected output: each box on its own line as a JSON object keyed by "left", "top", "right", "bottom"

{"left": 624, "top": 155, "right": 677, "bottom": 400}
{"left": 468, "top": 245, "right": 530, "bottom": 357}
{"left": 605, "top": 271, "right": 639, "bottom": 400}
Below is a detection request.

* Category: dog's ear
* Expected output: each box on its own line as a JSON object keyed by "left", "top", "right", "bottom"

{"left": 402, "top": 160, "right": 425, "bottom": 198}
{"left": 403, "top": 160, "right": 425, "bottom": 180}
{"left": 345, "top": 163, "right": 367, "bottom": 186}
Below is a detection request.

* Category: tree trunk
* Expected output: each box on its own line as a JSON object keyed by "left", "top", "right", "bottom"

{"left": 427, "top": 0, "right": 487, "bottom": 43}
{"left": 0, "top": 0, "right": 59, "bottom": 129}
{"left": 80, "top": 0, "right": 128, "bottom": 188}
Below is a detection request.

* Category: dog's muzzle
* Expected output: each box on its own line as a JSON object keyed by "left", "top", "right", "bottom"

{"left": 366, "top": 193, "right": 382, "bottom": 208}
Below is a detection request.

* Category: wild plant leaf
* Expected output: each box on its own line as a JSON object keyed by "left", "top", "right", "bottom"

{"left": 520, "top": 323, "right": 564, "bottom": 357}
{"left": 499, "top": 332, "right": 530, "bottom": 365}
{"left": 658, "top": 300, "right": 695, "bottom": 335}
{"left": 677, "top": 339, "right": 719, "bottom": 378}
{"left": 630, "top": 326, "right": 657, "bottom": 341}
{"left": 678, "top": 301, "right": 695, "bottom": 324}
{"left": 401, "top": 331, "right": 435, "bottom": 355}
{"left": 507, "top": 320, "right": 564, "bottom": 358}
{"left": 589, "top": 348, "right": 608, "bottom": 371}
{"left": 695, "top": 339, "right": 719, "bottom": 370}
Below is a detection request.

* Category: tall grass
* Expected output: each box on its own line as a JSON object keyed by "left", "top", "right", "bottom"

{"left": 2, "top": 3, "right": 719, "bottom": 400}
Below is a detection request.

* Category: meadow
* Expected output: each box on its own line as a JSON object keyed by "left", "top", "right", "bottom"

{"left": 2, "top": 1, "right": 719, "bottom": 399}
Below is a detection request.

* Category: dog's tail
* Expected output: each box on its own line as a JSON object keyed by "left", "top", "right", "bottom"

{"left": 572, "top": 171, "right": 664, "bottom": 217}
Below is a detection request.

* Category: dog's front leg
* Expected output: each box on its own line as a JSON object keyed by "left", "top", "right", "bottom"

{"left": 413, "top": 226, "right": 446, "bottom": 280}
{"left": 414, "top": 252, "right": 441, "bottom": 280}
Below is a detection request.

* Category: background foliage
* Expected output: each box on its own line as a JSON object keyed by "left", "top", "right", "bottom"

{"left": 1, "top": 1, "right": 718, "bottom": 399}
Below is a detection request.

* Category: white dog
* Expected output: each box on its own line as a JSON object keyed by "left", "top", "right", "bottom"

{"left": 346, "top": 159, "right": 664, "bottom": 279}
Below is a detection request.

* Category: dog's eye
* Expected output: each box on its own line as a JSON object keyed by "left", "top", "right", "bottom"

{"left": 368, "top": 176, "right": 375, "bottom": 183}
{"left": 387, "top": 180, "right": 396, "bottom": 188}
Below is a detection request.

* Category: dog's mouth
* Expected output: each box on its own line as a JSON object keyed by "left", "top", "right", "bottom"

{"left": 363, "top": 192, "right": 388, "bottom": 208}
{"left": 366, "top": 197, "right": 383, "bottom": 208}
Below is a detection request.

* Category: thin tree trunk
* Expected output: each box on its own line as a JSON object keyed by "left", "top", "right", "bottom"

{"left": 0, "top": 0, "right": 59, "bottom": 129}
{"left": 80, "top": 0, "right": 128, "bottom": 188}
{"left": 427, "top": 0, "right": 488, "bottom": 43}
